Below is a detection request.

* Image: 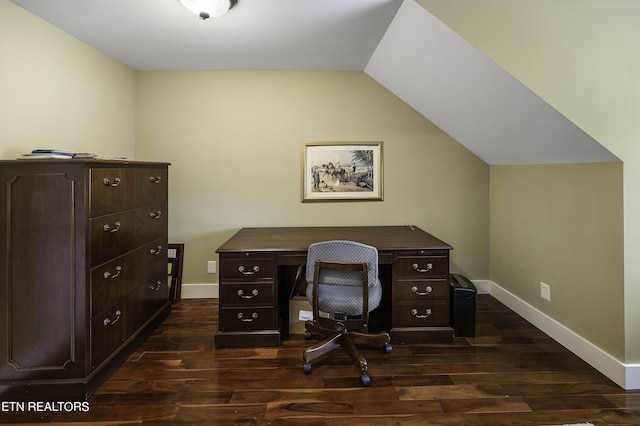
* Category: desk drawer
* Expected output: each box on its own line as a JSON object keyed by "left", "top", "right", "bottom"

{"left": 220, "top": 283, "right": 275, "bottom": 306}
{"left": 394, "top": 256, "right": 448, "bottom": 278}
{"left": 220, "top": 258, "right": 275, "bottom": 280}
{"left": 394, "top": 302, "right": 449, "bottom": 327}
{"left": 395, "top": 279, "right": 449, "bottom": 302}
{"left": 219, "top": 307, "right": 276, "bottom": 331}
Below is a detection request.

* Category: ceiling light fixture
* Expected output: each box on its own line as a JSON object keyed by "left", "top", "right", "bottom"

{"left": 179, "top": 0, "right": 237, "bottom": 20}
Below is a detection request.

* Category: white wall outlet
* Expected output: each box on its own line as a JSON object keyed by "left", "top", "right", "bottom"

{"left": 207, "top": 260, "right": 217, "bottom": 274}
{"left": 540, "top": 282, "right": 551, "bottom": 301}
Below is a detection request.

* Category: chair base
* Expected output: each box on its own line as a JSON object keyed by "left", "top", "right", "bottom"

{"left": 302, "top": 319, "right": 392, "bottom": 386}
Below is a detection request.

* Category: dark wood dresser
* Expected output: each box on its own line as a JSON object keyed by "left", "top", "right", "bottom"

{"left": 0, "top": 159, "right": 170, "bottom": 400}
{"left": 215, "top": 226, "right": 453, "bottom": 348}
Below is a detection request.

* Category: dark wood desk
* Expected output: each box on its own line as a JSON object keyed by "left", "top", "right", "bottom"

{"left": 215, "top": 226, "right": 453, "bottom": 348}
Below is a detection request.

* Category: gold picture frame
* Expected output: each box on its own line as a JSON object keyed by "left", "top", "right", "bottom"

{"left": 302, "top": 141, "right": 383, "bottom": 202}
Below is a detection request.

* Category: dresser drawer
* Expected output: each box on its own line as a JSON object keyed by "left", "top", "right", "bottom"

{"left": 124, "top": 272, "right": 169, "bottom": 337}
{"left": 91, "top": 305, "right": 126, "bottom": 369}
{"left": 90, "top": 203, "right": 167, "bottom": 265}
{"left": 395, "top": 279, "right": 449, "bottom": 302}
{"left": 90, "top": 167, "right": 168, "bottom": 216}
{"left": 220, "top": 283, "right": 275, "bottom": 306}
{"left": 91, "top": 258, "right": 128, "bottom": 318}
{"left": 394, "top": 302, "right": 449, "bottom": 327}
{"left": 394, "top": 255, "right": 449, "bottom": 278}
{"left": 219, "top": 307, "right": 277, "bottom": 331}
{"left": 219, "top": 258, "right": 275, "bottom": 280}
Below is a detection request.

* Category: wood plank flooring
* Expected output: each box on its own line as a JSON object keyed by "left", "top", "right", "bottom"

{"left": 2, "top": 295, "right": 640, "bottom": 425}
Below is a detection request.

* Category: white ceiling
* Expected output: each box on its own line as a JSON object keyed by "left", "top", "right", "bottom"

{"left": 10, "top": 0, "right": 403, "bottom": 71}
{"left": 10, "top": 0, "right": 619, "bottom": 165}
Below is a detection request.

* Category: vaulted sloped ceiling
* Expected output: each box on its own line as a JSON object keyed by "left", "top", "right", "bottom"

{"left": 365, "top": 0, "right": 619, "bottom": 165}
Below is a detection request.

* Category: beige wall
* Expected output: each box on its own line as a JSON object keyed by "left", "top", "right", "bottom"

{"left": 420, "top": 0, "right": 635, "bottom": 362}
{"left": 135, "top": 71, "right": 489, "bottom": 286}
{"left": 490, "top": 163, "right": 624, "bottom": 358}
{"left": 0, "top": 1, "right": 136, "bottom": 160}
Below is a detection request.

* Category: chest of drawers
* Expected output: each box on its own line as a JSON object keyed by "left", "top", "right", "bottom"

{"left": 0, "top": 159, "right": 170, "bottom": 400}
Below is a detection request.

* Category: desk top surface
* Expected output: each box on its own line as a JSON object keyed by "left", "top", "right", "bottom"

{"left": 216, "top": 226, "right": 452, "bottom": 254}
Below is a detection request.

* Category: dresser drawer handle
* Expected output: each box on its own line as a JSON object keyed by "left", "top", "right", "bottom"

{"left": 149, "top": 176, "right": 162, "bottom": 184}
{"left": 149, "top": 280, "right": 162, "bottom": 291}
{"left": 411, "top": 308, "right": 432, "bottom": 319}
{"left": 237, "top": 312, "right": 259, "bottom": 322}
{"left": 102, "top": 177, "right": 121, "bottom": 187}
{"left": 103, "top": 310, "right": 122, "bottom": 326}
{"left": 412, "top": 263, "right": 433, "bottom": 273}
{"left": 103, "top": 221, "right": 121, "bottom": 233}
{"left": 411, "top": 285, "right": 433, "bottom": 296}
{"left": 103, "top": 265, "right": 122, "bottom": 279}
{"left": 150, "top": 245, "right": 163, "bottom": 256}
{"left": 238, "top": 265, "right": 260, "bottom": 275}
{"left": 149, "top": 210, "right": 162, "bottom": 219}
{"left": 237, "top": 289, "right": 259, "bottom": 299}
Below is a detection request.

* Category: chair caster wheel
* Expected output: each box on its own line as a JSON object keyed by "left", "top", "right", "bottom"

{"left": 383, "top": 342, "right": 392, "bottom": 354}
{"left": 304, "top": 330, "right": 312, "bottom": 340}
{"left": 303, "top": 361, "right": 312, "bottom": 374}
{"left": 360, "top": 374, "right": 370, "bottom": 387}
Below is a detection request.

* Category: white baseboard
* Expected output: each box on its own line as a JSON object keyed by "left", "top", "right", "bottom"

{"left": 486, "top": 280, "right": 640, "bottom": 390}
{"left": 178, "top": 279, "right": 639, "bottom": 389}
{"left": 180, "top": 283, "right": 219, "bottom": 299}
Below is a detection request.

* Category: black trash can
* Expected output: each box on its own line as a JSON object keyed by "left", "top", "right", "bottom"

{"left": 450, "top": 274, "right": 477, "bottom": 337}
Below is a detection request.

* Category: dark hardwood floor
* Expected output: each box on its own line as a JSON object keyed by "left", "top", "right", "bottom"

{"left": 2, "top": 295, "right": 640, "bottom": 425}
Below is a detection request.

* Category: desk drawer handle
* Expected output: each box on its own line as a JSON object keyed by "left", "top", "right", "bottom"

{"left": 237, "top": 312, "right": 259, "bottom": 322}
{"left": 103, "top": 265, "right": 122, "bottom": 279}
{"left": 150, "top": 245, "right": 163, "bottom": 256}
{"left": 103, "top": 177, "right": 121, "bottom": 187}
{"left": 412, "top": 263, "right": 433, "bottom": 273}
{"left": 149, "top": 210, "right": 162, "bottom": 219}
{"left": 238, "top": 265, "right": 260, "bottom": 275}
{"left": 411, "top": 308, "right": 432, "bottom": 319}
{"left": 149, "top": 280, "right": 162, "bottom": 291}
{"left": 411, "top": 285, "right": 433, "bottom": 296}
{"left": 149, "top": 176, "right": 162, "bottom": 184}
{"left": 103, "top": 310, "right": 122, "bottom": 326}
{"left": 103, "top": 221, "right": 121, "bottom": 233}
{"left": 237, "top": 289, "right": 259, "bottom": 299}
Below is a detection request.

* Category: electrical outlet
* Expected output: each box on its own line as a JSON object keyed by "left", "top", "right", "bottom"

{"left": 540, "top": 282, "right": 551, "bottom": 301}
{"left": 207, "top": 261, "right": 216, "bottom": 274}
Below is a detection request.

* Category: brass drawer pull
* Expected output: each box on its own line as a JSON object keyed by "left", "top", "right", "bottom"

{"left": 149, "top": 210, "right": 162, "bottom": 219}
{"left": 237, "top": 312, "right": 258, "bottom": 322}
{"left": 150, "top": 245, "right": 163, "bottom": 256}
{"left": 238, "top": 265, "right": 260, "bottom": 275}
{"left": 103, "top": 265, "right": 122, "bottom": 279}
{"left": 103, "top": 221, "right": 121, "bottom": 233}
{"left": 412, "top": 263, "right": 433, "bottom": 273}
{"left": 411, "top": 308, "right": 432, "bottom": 319}
{"left": 102, "top": 177, "right": 121, "bottom": 187}
{"left": 103, "top": 310, "right": 122, "bottom": 326}
{"left": 149, "top": 280, "right": 162, "bottom": 291}
{"left": 411, "top": 285, "right": 433, "bottom": 296}
{"left": 237, "top": 289, "right": 259, "bottom": 299}
{"left": 149, "top": 176, "right": 162, "bottom": 184}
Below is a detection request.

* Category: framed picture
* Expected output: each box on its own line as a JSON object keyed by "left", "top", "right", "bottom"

{"left": 168, "top": 243, "right": 184, "bottom": 303}
{"left": 302, "top": 141, "right": 383, "bottom": 202}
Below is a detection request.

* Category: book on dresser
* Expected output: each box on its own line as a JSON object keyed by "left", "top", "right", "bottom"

{"left": 0, "top": 158, "right": 171, "bottom": 401}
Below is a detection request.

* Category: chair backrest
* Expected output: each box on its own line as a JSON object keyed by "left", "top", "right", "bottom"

{"left": 305, "top": 240, "right": 378, "bottom": 288}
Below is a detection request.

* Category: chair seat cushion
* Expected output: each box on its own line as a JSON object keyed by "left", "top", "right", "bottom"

{"left": 306, "top": 278, "right": 382, "bottom": 316}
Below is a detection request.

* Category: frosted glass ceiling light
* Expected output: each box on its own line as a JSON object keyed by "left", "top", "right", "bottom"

{"left": 180, "top": 0, "right": 237, "bottom": 20}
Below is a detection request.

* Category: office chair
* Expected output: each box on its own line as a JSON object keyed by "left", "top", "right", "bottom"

{"left": 302, "top": 240, "right": 392, "bottom": 386}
